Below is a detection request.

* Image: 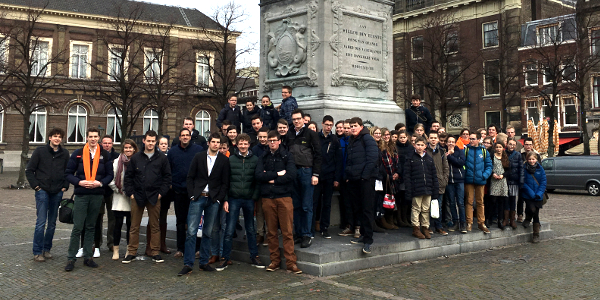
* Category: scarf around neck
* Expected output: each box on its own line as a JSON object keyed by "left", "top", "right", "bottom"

{"left": 115, "top": 153, "right": 130, "bottom": 193}
{"left": 83, "top": 144, "right": 100, "bottom": 182}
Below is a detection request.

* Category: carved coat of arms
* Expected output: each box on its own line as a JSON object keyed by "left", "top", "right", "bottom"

{"left": 267, "top": 18, "right": 308, "bottom": 77}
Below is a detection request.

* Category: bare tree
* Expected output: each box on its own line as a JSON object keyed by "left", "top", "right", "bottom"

{"left": 496, "top": 10, "right": 523, "bottom": 131}
{"left": 193, "top": 1, "right": 256, "bottom": 111}
{"left": 0, "top": 2, "right": 68, "bottom": 186}
{"left": 406, "top": 12, "right": 480, "bottom": 126}
{"left": 86, "top": 1, "right": 148, "bottom": 140}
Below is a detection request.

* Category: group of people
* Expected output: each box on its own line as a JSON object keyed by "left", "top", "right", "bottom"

{"left": 26, "top": 87, "right": 547, "bottom": 276}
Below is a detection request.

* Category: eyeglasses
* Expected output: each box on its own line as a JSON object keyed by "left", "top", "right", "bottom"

{"left": 268, "top": 139, "right": 279, "bottom": 143}
{"left": 469, "top": 138, "right": 477, "bottom": 140}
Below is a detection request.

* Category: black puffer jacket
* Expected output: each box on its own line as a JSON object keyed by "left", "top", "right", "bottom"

{"left": 345, "top": 127, "right": 379, "bottom": 181}
{"left": 447, "top": 145, "right": 465, "bottom": 184}
{"left": 506, "top": 149, "right": 524, "bottom": 186}
{"left": 260, "top": 103, "right": 279, "bottom": 130}
{"left": 217, "top": 104, "right": 242, "bottom": 129}
{"left": 255, "top": 147, "right": 297, "bottom": 198}
{"left": 229, "top": 149, "right": 260, "bottom": 200}
{"left": 404, "top": 151, "right": 439, "bottom": 201}
{"left": 318, "top": 131, "right": 342, "bottom": 181}
{"left": 242, "top": 107, "right": 261, "bottom": 134}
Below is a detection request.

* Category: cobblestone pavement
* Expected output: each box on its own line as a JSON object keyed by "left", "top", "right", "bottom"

{"left": 1, "top": 171, "right": 599, "bottom": 299}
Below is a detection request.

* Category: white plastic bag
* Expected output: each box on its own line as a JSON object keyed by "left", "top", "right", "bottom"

{"left": 375, "top": 180, "right": 383, "bottom": 191}
{"left": 430, "top": 199, "right": 440, "bottom": 219}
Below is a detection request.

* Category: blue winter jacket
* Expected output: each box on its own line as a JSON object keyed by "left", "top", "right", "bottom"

{"left": 464, "top": 145, "right": 492, "bottom": 185}
{"left": 521, "top": 163, "right": 547, "bottom": 201}
{"left": 506, "top": 149, "right": 524, "bottom": 186}
{"left": 280, "top": 96, "right": 298, "bottom": 125}
{"left": 447, "top": 145, "right": 465, "bottom": 184}
{"left": 167, "top": 143, "right": 204, "bottom": 194}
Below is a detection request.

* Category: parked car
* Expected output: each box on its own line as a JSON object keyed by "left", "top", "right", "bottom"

{"left": 541, "top": 156, "right": 600, "bottom": 196}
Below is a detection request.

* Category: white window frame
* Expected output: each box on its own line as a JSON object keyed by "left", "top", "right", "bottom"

{"left": 67, "top": 104, "right": 88, "bottom": 144}
{"left": 526, "top": 99, "right": 540, "bottom": 123}
{"left": 482, "top": 21, "right": 499, "bottom": 48}
{"left": 144, "top": 48, "right": 163, "bottom": 84}
{"left": 143, "top": 108, "right": 159, "bottom": 133}
{"left": 411, "top": 35, "right": 424, "bottom": 60}
{"left": 69, "top": 41, "right": 92, "bottom": 79}
{"left": 108, "top": 44, "right": 128, "bottom": 81}
{"left": 106, "top": 107, "right": 122, "bottom": 144}
{"left": 525, "top": 62, "right": 538, "bottom": 86}
{"left": 29, "top": 105, "right": 47, "bottom": 143}
{"left": 196, "top": 52, "right": 213, "bottom": 87}
{"left": 31, "top": 37, "right": 52, "bottom": 77}
{"left": 484, "top": 60, "right": 500, "bottom": 96}
{"left": 538, "top": 23, "right": 561, "bottom": 46}
{"left": 562, "top": 97, "right": 578, "bottom": 127}
{"left": 591, "top": 28, "right": 600, "bottom": 56}
{"left": 195, "top": 110, "right": 211, "bottom": 137}
{"left": 593, "top": 76, "right": 600, "bottom": 108}
{"left": 543, "top": 65, "right": 554, "bottom": 85}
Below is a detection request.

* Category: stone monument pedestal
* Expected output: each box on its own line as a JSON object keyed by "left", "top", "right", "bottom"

{"left": 260, "top": 0, "right": 404, "bottom": 127}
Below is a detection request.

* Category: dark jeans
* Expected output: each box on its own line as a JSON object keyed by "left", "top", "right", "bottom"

{"left": 33, "top": 190, "right": 62, "bottom": 255}
{"left": 505, "top": 195, "right": 517, "bottom": 211}
{"left": 488, "top": 195, "right": 506, "bottom": 221}
{"left": 430, "top": 194, "right": 444, "bottom": 229}
{"left": 173, "top": 191, "right": 201, "bottom": 253}
{"left": 183, "top": 196, "right": 219, "bottom": 267}
{"left": 67, "top": 194, "right": 103, "bottom": 261}
{"left": 339, "top": 181, "right": 356, "bottom": 228}
{"left": 446, "top": 183, "right": 465, "bottom": 223}
{"left": 222, "top": 198, "right": 258, "bottom": 260}
{"left": 211, "top": 205, "right": 226, "bottom": 257}
{"left": 312, "top": 178, "right": 334, "bottom": 234}
{"left": 160, "top": 189, "right": 173, "bottom": 232}
{"left": 113, "top": 210, "right": 131, "bottom": 247}
{"left": 517, "top": 192, "right": 525, "bottom": 216}
{"left": 524, "top": 200, "right": 541, "bottom": 223}
{"left": 104, "top": 194, "right": 115, "bottom": 248}
{"left": 348, "top": 179, "right": 375, "bottom": 244}
{"left": 292, "top": 167, "right": 314, "bottom": 237}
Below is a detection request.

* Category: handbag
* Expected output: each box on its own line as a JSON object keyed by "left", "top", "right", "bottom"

{"left": 529, "top": 173, "right": 549, "bottom": 205}
{"left": 59, "top": 194, "right": 75, "bottom": 224}
{"left": 383, "top": 175, "right": 396, "bottom": 209}
{"left": 430, "top": 198, "right": 440, "bottom": 218}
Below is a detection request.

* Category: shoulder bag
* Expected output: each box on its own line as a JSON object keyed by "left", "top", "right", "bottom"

{"left": 529, "top": 173, "right": 549, "bottom": 205}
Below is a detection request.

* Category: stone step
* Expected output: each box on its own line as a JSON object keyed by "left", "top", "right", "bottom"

{"left": 128, "top": 216, "right": 552, "bottom": 276}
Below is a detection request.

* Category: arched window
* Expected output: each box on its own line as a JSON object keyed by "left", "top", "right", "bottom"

{"left": 29, "top": 105, "right": 46, "bottom": 143}
{"left": 106, "top": 107, "right": 122, "bottom": 143}
{"left": 143, "top": 108, "right": 159, "bottom": 134}
{"left": 67, "top": 105, "right": 87, "bottom": 143}
{"left": 195, "top": 110, "right": 210, "bottom": 137}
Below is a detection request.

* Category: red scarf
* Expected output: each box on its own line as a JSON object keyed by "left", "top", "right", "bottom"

{"left": 83, "top": 144, "right": 100, "bottom": 181}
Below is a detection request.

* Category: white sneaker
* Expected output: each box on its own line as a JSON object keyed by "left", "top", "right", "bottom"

{"left": 93, "top": 248, "right": 100, "bottom": 258}
{"left": 76, "top": 248, "right": 83, "bottom": 258}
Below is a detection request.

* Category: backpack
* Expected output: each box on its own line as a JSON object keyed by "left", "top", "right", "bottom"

{"left": 464, "top": 147, "right": 487, "bottom": 170}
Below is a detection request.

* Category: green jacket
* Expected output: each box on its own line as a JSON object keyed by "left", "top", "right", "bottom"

{"left": 229, "top": 149, "right": 260, "bottom": 200}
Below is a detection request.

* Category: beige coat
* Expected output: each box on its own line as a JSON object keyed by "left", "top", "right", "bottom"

{"left": 108, "top": 156, "right": 131, "bottom": 212}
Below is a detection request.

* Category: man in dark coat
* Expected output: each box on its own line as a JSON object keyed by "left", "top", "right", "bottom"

{"left": 260, "top": 96, "right": 279, "bottom": 130}
{"left": 171, "top": 117, "right": 207, "bottom": 150}
{"left": 278, "top": 86, "right": 298, "bottom": 125}
{"left": 345, "top": 117, "right": 378, "bottom": 254}
{"left": 242, "top": 98, "right": 261, "bottom": 134}
{"left": 405, "top": 94, "right": 433, "bottom": 135}
{"left": 123, "top": 130, "right": 172, "bottom": 264}
{"left": 27, "top": 128, "right": 69, "bottom": 262}
{"left": 217, "top": 95, "right": 243, "bottom": 130}
{"left": 100, "top": 135, "right": 120, "bottom": 253}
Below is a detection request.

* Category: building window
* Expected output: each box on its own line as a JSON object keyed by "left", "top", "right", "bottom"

{"left": 32, "top": 39, "right": 50, "bottom": 76}
{"left": 108, "top": 46, "right": 125, "bottom": 81}
{"left": 525, "top": 62, "right": 538, "bottom": 86}
{"left": 562, "top": 97, "right": 577, "bottom": 126}
{"left": 526, "top": 100, "right": 539, "bottom": 122}
{"left": 592, "top": 29, "right": 600, "bottom": 56}
{"left": 195, "top": 110, "right": 211, "bottom": 137}
{"left": 145, "top": 49, "right": 162, "bottom": 83}
{"left": 446, "top": 64, "right": 461, "bottom": 98}
{"left": 484, "top": 60, "right": 500, "bottom": 95}
{"left": 483, "top": 21, "right": 498, "bottom": 48}
{"left": 143, "top": 108, "right": 159, "bottom": 133}
{"left": 538, "top": 24, "right": 560, "bottom": 46}
{"left": 412, "top": 36, "right": 424, "bottom": 59}
{"left": 562, "top": 61, "right": 576, "bottom": 82}
{"left": 445, "top": 31, "right": 459, "bottom": 54}
{"left": 412, "top": 75, "right": 424, "bottom": 100}
{"left": 541, "top": 99, "right": 552, "bottom": 120}
{"left": 197, "top": 55, "right": 210, "bottom": 86}
{"left": 67, "top": 105, "right": 87, "bottom": 143}
{"left": 107, "top": 107, "right": 122, "bottom": 143}
{"left": 485, "top": 111, "right": 501, "bottom": 128}
{"left": 29, "top": 105, "right": 46, "bottom": 143}
{"left": 594, "top": 77, "right": 600, "bottom": 108}
{"left": 70, "top": 43, "right": 91, "bottom": 79}
{"left": 0, "top": 37, "right": 8, "bottom": 74}
{"left": 543, "top": 65, "right": 554, "bottom": 85}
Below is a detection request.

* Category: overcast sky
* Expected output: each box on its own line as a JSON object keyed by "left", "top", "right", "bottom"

{"left": 139, "top": 0, "right": 261, "bottom": 67}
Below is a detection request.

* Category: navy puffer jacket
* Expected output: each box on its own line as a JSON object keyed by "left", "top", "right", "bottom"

{"left": 344, "top": 127, "right": 379, "bottom": 181}
{"left": 506, "top": 149, "right": 524, "bottom": 186}
{"left": 404, "top": 151, "right": 439, "bottom": 201}
{"left": 446, "top": 145, "right": 465, "bottom": 184}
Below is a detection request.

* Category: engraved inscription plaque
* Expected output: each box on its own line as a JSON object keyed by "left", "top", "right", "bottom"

{"left": 341, "top": 18, "right": 383, "bottom": 79}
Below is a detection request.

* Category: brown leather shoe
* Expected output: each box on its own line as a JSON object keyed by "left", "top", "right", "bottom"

{"left": 208, "top": 255, "right": 219, "bottom": 264}
{"left": 43, "top": 251, "right": 53, "bottom": 259}
{"left": 466, "top": 223, "right": 472, "bottom": 232}
{"left": 34, "top": 254, "right": 45, "bottom": 262}
{"left": 478, "top": 223, "right": 491, "bottom": 234}
{"left": 266, "top": 262, "right": 280, "bottom": 271}
{"left": 436, "top": 228, "right": 448, "bottom": 236}
{"left": 288, "top": 264, "right": 302, "bottom": 274}
{"left": 421, "top": 226, "right": 431, "bottom": 239}
{"left": 173, "top": 251, "right": 183, "bottom": 258}
{"left": 256, "top": 235, "right": 265, "bottom": 245}
{"left": 412, "top": 226, "right": 425, "bottom": 239}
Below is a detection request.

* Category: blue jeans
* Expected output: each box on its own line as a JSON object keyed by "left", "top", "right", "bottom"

{"left": 431, "top": 194, "right": 444, "bottom": 229}
{"left": 183, "top": 196, "right": 219, "bottom": 267}
{"left": 292, "top": 167, "right": 314, "bottom": 237}
{"left": 210, "top": 206, "right": 226, "bottom": 257}
{"left": 446, "top": 183, "right": 466, "bottom": 223}
{"left": 33, "top": 190, "right": 63, "bottom": 255}
{"left": 222, "top": 198, "right": 258, "bottom": 260}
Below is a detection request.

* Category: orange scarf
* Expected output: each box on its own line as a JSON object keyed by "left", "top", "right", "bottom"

{"left": 83, "top": 144, "right": 100, "bottom": 181}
